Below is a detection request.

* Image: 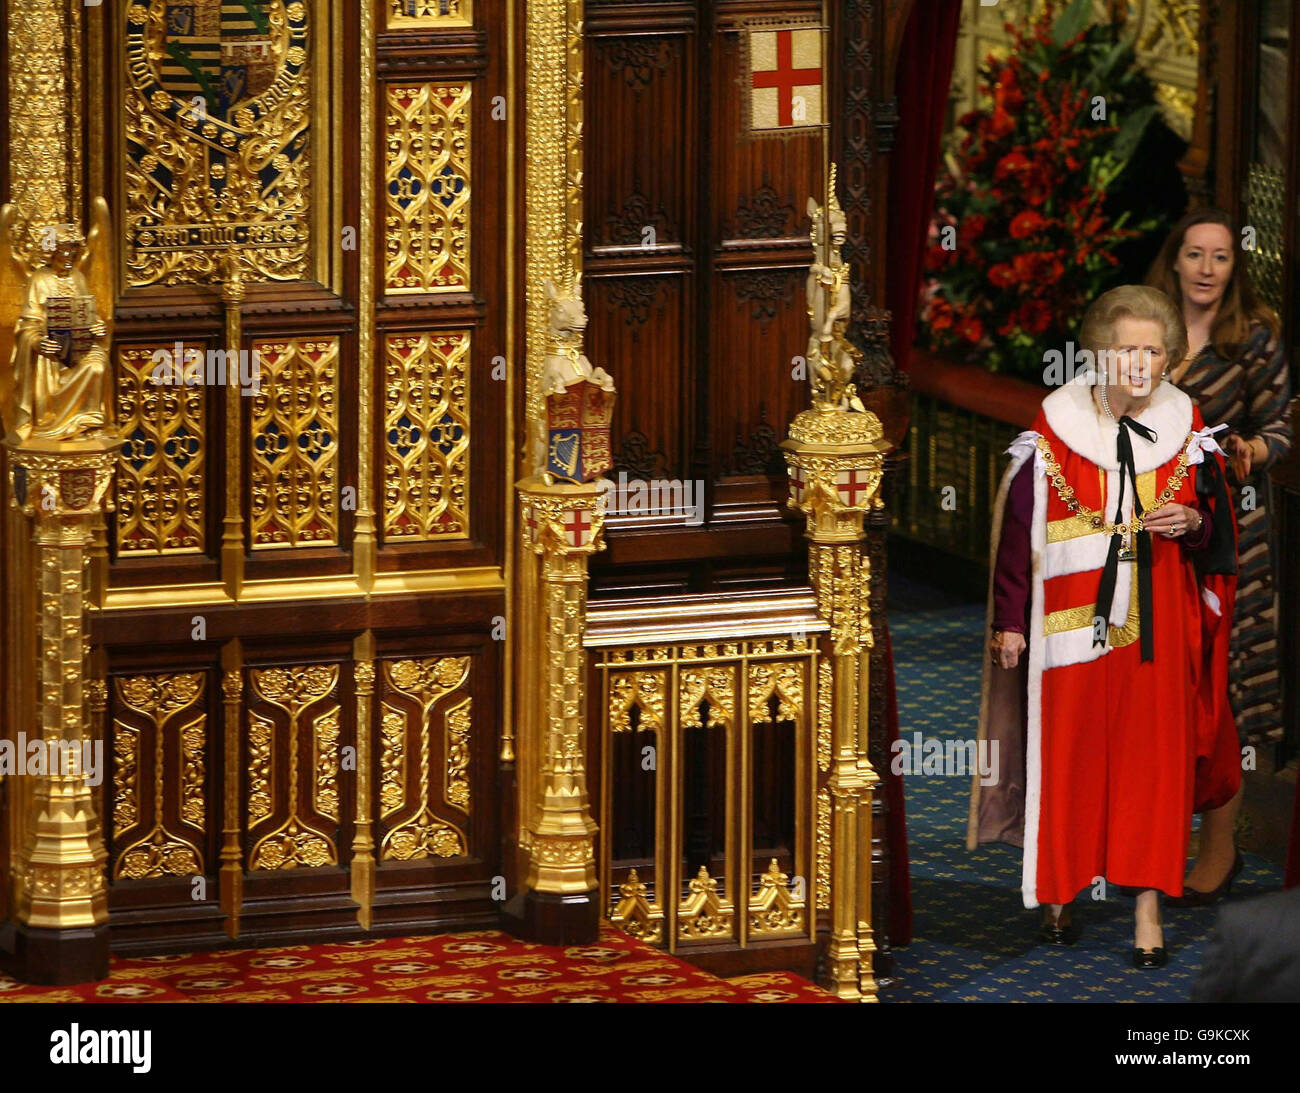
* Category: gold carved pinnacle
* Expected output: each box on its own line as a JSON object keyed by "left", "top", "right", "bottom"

{"left": 5, "top": 437, "right": 124, "bottom": 519}
{"left": 517, "top": 475, "right": 609, "bottom": 557}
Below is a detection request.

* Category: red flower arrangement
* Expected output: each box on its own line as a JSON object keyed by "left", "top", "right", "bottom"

{"left": 918, "top": 0, "right": 1168, "bottom": 380}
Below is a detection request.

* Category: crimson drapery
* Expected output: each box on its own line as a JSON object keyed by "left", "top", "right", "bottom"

{"left": 875, "top": 0, "right": 962, "bottom": 954}
{"left": 886, "top": 0, "right": 964, "bottom": 375}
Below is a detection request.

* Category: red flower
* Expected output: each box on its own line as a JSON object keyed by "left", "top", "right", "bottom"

{"left": 1009, "top": 210, "right": 1049, "bottom": 239}
{"left": 958, "top": 316, "right": 985, "bottom": 344}
{"left": 993, "top": 151, "right": 1032, "bottom": 181}
{"left": 988, "top": 263, "right": 1018, "bottom": 289}
{"left": 929, "top": 298, "right": 955, "bottom": 333}
{"left": 1017, "top": 299, "right": 1053, "bottom": 336}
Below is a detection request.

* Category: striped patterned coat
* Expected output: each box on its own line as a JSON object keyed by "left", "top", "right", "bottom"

{"left": 1174, "top": 322, "right": 1293, "bottom": 747}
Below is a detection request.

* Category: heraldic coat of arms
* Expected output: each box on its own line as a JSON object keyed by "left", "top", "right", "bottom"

{"left": 542, "top": 281, "right": 615, "bottom": 484}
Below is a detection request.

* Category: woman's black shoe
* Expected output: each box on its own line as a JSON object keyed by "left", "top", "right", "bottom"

{"left": 1167, "top": 851, "right": 1243, "bottom": 908}
{"left": 1132, "top": 946, "right": 1168, "bottom": 969}
{"left": 1039, "top": 905, "right": 1080, "bottom": 945}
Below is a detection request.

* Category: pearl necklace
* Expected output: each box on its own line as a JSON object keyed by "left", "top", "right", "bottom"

{"left": 1098, "top": 382, "right": 1115, "bottom": 421}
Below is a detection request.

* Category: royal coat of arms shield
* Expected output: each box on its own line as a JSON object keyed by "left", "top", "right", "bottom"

{"left": 161, "top": 0, "right": 277, "bottom": 116}
{"left": 546, "top": 380, "right": 615, "bottom": 484}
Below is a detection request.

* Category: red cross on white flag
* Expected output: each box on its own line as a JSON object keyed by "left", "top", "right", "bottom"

{"left": 563, "top": 508, "right": 592, "bottom": 547}
{"left": 836, "top": 469, "right": 870, "bottom": 507}
{"left": 746, "top": 25, "right": 824, "bottom": 134}
{"left": 789, "top": 465, "right": 807, "bottom": 501}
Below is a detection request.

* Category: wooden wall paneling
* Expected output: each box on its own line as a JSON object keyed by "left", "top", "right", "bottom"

{"left": 368, "top": 631, "right": 501, "bottom": 930}
{"left": 103, "top": 0, "right": 362, "bottom": 593}
{"left": 91, "top": 0, "right": 509, "bottom": 952}
{"left": 103, "top": 653, "right": 226, "bottom": 947}
{"left": 1210, "top": 0, "right": 1248, "bottom": 222}
{"left": 375, "top": 10, "right": 507, "bottom": 575}
{"left": 585, "top": 0, "right": 824, "bottom": 595}
{"left": 708, "top": 20, "right": 819, "bottom": 506}
{"left": 585, "top": 10, "right": 697, "bottom": 486}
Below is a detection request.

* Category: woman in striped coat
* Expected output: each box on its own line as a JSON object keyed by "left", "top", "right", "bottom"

{"left": 1147, "top": 208, "right": 1293, "bottom": 903}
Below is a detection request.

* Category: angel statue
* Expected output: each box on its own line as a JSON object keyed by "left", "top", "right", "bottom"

{"left": 0, "top": 197, "right": 115, "bottom": 443}
{"left": 806, "top": 165, "right": 864, "bottom": 413}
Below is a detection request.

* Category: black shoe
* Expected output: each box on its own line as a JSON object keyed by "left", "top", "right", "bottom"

{"left": 1132, "top": 946, "right": 1168, "bottom": 969}
{"left": 1167, "top": 851, "right": 1243, "bottom": 908}
{"left": 1039, "top": 905, "right": 1081, "bottom": 945}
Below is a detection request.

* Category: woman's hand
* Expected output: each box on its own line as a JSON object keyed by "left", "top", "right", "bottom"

{"left": 1223, "top": 433, "right": 1253, "bottom": 479}
{"left": 990, "top": 630, "right": 1026, "bottom": 670}
{"left": 1142, "top": 503, "right": 1202, "bottom": 538}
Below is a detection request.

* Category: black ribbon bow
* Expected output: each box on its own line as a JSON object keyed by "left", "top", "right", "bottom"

{"left": 1093, "top": 414, "right": 1157, "bottom": 661}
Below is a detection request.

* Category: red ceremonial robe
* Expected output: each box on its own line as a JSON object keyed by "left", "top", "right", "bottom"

{"left": 967, "top": 381, "right": 1240, "bottom": 907}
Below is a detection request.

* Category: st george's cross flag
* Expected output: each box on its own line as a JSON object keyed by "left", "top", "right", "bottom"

{"left": 742, "top": 23, "right": 825, "bottom": 137}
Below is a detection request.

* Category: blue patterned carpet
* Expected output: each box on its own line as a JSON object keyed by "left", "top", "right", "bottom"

{"left": 883, "top": 573, "right": 1285, "bottom": 1003}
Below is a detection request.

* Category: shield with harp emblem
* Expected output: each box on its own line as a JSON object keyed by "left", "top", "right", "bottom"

{"left": 159, "top": 0, "right": 278, "bottom": 116}
{"left": 546, "top": 380, "right": 615, "bottom": 484}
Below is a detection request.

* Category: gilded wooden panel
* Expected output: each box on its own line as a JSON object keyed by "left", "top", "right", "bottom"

{"left": 111, "top": 673, "right": 207, "bottom": 880}
{"left": 245, "top": 664, "right": 341, "bottom": 870}
{"left": 597, "top": 640, "right": 816, "bottom": 950}
{"left": 384, "top": 82, "right": 472, "bottom": 294}
{"left": 122, "top": 0, "right": 313, "bottom": 286}
{"left": 378, "top": 655, "right": 471, "bottom": 861}
{"left": 114, "top": 344, "right": 206, "bottom": 555}
{"left": 249, "top": 337, "right": 339, "bottom": 549}
{"left": 382, "top": 331, "right": 470, "bottom": 540}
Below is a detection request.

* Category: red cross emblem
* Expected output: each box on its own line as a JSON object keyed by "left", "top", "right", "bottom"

{"left": 524, "top": 506, "right": 538, "bottom": 541}
{"left": 750, "top": 28, "right": 823, "bottom": 129}
{"left": 837, "top": 469, "right": 870, "bottom": 506}
{"left": 789, "top": 466, "right": 807, "bottom": 498}
{"left": 564, "top": 508, "right": 592, "bottom": 547}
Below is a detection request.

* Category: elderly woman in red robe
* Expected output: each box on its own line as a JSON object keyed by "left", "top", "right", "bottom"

{"left": 967, "top": 285, "right": 1240, "bottom": 968}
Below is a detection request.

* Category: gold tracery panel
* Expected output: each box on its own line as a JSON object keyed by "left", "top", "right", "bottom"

{"left": 115, "top": 344, "right": 207, "bottom": 555}
{"left": 249, "top": 336, "right": 340, "bottom": 549}
{"left": 246, "top": 663, "right": 341, "bottom": 871}
{"left": 111, "top": 673, "right": 207, "bottom": 880}
{"left": 379, "top": 655, "right": 472, "bottom": 862}
{"left": 384, "top": 81, "right": 472, "bottom": 295}
{"left": 599, "top": 639, "right": 815, "bottom": 951}
{"left": 122, "top": 0, "right": 315, "bottom": 286}
{"left": 387, "top": 0, "right": 473, "bottom": 30}
{"left": 382, "top": 330, "right": 470, "bottom": 541}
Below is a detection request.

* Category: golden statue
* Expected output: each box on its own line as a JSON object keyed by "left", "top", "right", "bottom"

{"left": 806, "top": 165, "right": 864, "bottom": 413}
{"left": 0, "top": 197, "right": 115, "bottom": 443}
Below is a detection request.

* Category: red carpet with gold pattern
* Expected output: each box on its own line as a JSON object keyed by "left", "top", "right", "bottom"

{"left": 0, "top": 925, "right": 836, "bottom": 1003}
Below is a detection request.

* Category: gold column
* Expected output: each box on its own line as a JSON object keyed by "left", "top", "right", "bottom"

{"left": 353, "top": 0, "right": 378, "bottom": 593}
{"left": 515, "top": 477, "right": 604, "bottom": 937}
{"left": 351, "top": 630, "right": 376, "bottom": 929}
{"left": 5, "top": 435, "right": 122, "bottom": 983}
{"left": 782, "top": 409, "right": 888, "bottom": 1002}
{"left": 515, "top": 0, "right": 585, "bottom": 875}
{"left": 220, "top": 257, "right": 245, "bottom": 600}
{"left": 3, "top": 0, "right": 84, "bottom": 937}
{"left": 219, "top": 639, "right": 244, "bottom": 939}
{"left": 5, "top": 0, "right": 77, "bottom": 262}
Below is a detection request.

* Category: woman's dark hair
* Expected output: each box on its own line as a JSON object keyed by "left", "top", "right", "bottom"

{"left": 1145, "top": 207, "right": 1279, "bottom": 357}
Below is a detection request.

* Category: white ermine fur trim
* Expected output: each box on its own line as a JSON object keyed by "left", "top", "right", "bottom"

{"left": 1042, "top": 381, "right": 1192, "bottom": 473}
